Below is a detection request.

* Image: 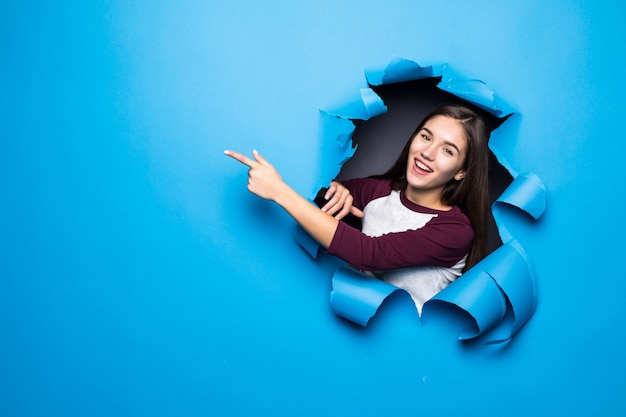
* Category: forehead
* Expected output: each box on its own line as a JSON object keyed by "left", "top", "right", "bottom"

{"left": 420, "top": 115, "right": 467, "bottom": 149}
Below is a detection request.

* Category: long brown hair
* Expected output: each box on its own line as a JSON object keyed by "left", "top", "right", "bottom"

{"left": 373, "top": 105, "right": 490, "bottom": 271}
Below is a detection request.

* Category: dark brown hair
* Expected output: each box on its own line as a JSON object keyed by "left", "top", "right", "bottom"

{"left": 374, "top": 105, "right": 490, "bottom": 271}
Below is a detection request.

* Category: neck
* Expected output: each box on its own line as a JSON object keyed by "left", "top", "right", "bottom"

{"left": 404, "top": 186, "right": 451, "bottom": 211}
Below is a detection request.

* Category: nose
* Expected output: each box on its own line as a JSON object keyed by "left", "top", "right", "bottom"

{"left": 421, "top": 143, "right": 435, "bottom": 161}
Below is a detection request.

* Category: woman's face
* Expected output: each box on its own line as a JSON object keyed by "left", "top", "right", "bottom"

{"left": 404, "top": 115, "right": 467, "bottom": 206}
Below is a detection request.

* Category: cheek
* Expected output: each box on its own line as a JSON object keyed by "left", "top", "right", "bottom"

{"left": 407, "top": 140, "right": 420, "bottom": 156}
{"left": 440, "top": 158, "right": 464, "bottom": 178}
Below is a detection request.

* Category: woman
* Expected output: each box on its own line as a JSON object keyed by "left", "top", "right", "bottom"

{"left": 225, "top": 105, "right": 489, "bottom": 313}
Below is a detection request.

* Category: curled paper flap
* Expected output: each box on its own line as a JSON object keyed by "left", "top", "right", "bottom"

{"left": 359, "top": 88, "right": 388, "bottom": 119}
{"left": 423, "top": 271, "right": 507, "bottom": 340}
{"left": 329, "top": 266, "right": 403, "bottom": 326}
{"left": 439, "top": 76, "right": 502, "bottom": 116}
{"left": 313, "top": 88, "right": 386, "bottom": 191}
{"left": 496, "top": 173, "right": 546, "bottom": 220}
{"left": 493, "top": 173, "right": 547, "bottom": 244}
{"left": 315, "top": 111, "right": 357, "bottom": 191}
{"left": 481, "top": 240, "right": 538, "bottom": 342}
{"left": 323, "top": 88, "right": 388, "bottom": 121}
{"left": 438, "top": 66, "right": 502, "bottom": 116}
{"left": 423, "top": 240, "right": 537, "bottom": 344}
{"left": 364, "top": 56, "right": 435, "bottom": 86}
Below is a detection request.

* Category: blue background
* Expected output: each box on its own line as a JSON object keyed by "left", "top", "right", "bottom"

{"left": 1, "top": 1, "right": 625, "bottom": 416}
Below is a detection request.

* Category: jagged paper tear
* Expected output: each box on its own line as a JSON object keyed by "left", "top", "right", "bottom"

{"left": 314, "top": 88, "right": 388, "bottom": 192}
{"left": 365, "top": 56, "right": 436, "bottom": 86}
{"left": 296, "top": 57, "right": 545, "bottom": 344}
{"left": 323, "top": 88, "right": 388, "bottom": 121}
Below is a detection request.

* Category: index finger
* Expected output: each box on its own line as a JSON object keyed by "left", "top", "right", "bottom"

{"left": 224, "top": 150, "right": 256, "bottom": 167}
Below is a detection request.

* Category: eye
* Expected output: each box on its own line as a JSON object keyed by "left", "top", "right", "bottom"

{"left": 443, "top": 147, "right": 455, "bottom": 156}
{"left": 420, "top": 133, "right": 431, "bottom": 141}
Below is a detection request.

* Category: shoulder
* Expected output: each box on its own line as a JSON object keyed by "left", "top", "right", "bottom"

{"left": 437, "top": 205, "right": 471, "bottom": 225}
{"left": 400, "top": 197, "right": 473, "bottom": 245}
{"left": 427, "top": 206, "right": 474, "bottom": 248}
{"left": 426, "top": 205, "right": 472, "bottom": 233}
{"left": 340, "top": 177, "right": 394, "bottom": 202}
{"left": 340, "top": 177, "right": 392, "bottom": 189}
{"left": 400, "top": 193, "right": 470, "bottom": 225}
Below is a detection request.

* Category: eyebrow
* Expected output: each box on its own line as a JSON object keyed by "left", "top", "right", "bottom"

{"left": 421, "top": 127, "right": 462, "bottom": 154}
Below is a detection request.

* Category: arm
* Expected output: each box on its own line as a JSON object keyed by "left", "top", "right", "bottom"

{"left": 224, "top": 149, "right": 338, "bottom": 248}
{"left": 328, "top": 213, "right": 474, "bottom": 271}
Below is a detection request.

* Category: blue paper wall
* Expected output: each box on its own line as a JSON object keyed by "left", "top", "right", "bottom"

{"left": 2, "top": 1, "right": 625, "bottom": 416}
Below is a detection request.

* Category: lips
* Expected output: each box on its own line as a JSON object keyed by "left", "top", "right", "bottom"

{"left": 414, "top": 158, "right": 433, "bottom": 173}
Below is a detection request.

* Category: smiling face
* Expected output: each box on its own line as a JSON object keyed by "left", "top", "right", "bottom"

{"left": 405, "top": 115, "right": 468, "bottom": 209}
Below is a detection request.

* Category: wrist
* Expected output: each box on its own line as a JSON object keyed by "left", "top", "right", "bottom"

{"left": 273, "top": 181, "right": 297, "bottom": 208}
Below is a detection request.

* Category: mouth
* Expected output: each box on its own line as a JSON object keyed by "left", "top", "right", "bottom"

{"left": 414, "top": 158, "right": 433, "bottom": 173}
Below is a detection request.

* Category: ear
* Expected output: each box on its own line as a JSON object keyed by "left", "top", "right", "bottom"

{"left": 454, "top": 170, "right": 466, "bottom": 181}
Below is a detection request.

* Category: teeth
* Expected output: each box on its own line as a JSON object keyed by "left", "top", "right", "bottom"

{"left": 415, "top": 160, "right": 433, "bottom": 172}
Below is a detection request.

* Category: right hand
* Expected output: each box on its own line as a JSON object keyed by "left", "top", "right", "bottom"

{"left": 321, "top": 181, "right": 364, "bottom": 220}
{"left": 224, "top": 149, "right": 286, "bottom": 202}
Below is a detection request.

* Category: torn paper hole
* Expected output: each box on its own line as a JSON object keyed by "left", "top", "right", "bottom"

{"left": 296, "top": 57, "right": 545, "bottom": 344}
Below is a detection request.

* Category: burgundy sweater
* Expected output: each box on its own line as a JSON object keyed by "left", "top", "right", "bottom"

{"left": 326, "top": 177, "right": 473, "bottom": 272}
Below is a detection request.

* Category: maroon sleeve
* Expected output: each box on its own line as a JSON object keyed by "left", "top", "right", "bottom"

{"left": 327, "top": 210, "right": 473, "bottom": 271}
{"left": 338, "top": 178, "right": 395, "bottom": 210}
